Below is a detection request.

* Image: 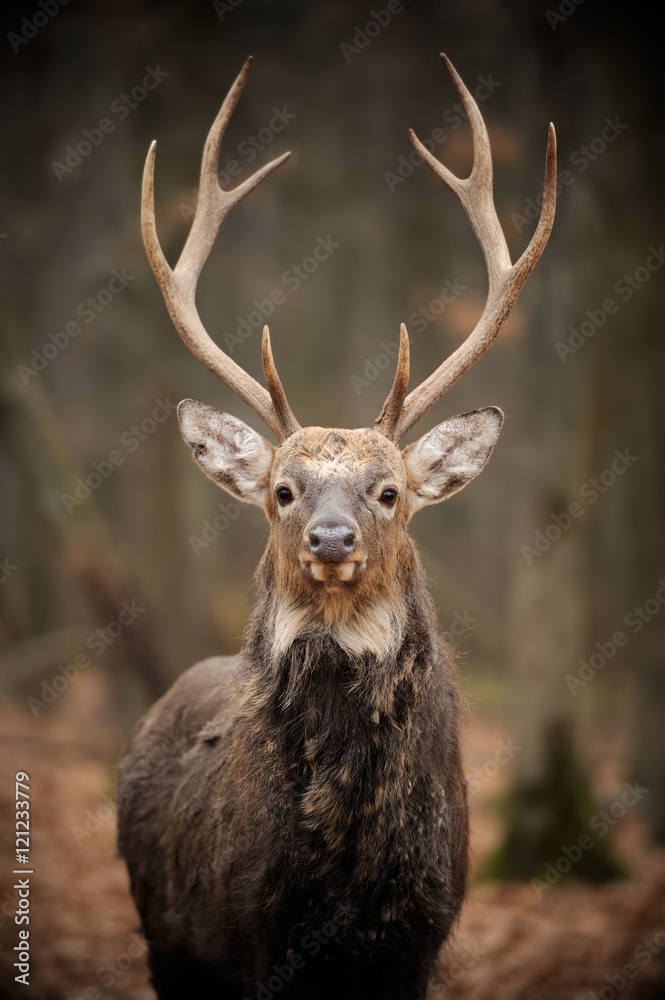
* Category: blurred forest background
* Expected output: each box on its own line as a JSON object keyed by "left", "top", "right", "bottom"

{"left": 0, "top": 0, "right": 664, "bottom": 997}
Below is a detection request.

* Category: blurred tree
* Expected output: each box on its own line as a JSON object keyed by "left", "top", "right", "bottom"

{"left": 491, "top": 4, "right": 664, "bottom": 871}
{"left": 0, "top": 317, "right": 167, "bottom": 710}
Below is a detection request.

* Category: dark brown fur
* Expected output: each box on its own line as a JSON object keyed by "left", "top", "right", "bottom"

{"left": 117, "top": 422, "right": 486, "bottom": 1000}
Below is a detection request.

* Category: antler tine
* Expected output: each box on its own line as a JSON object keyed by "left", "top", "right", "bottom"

{"left": 376, "top": 53, "right": 557, "bottom": 443}
{"left": 261, "top": 326, "right": 300, "bottom": 438}
{"left": 415, "top": 53, "right": 513, "bottom": 285}
{"left": 373, "top": 324, "right": 410, "bottom": 438}
{"left": 141, "top": 56, "right": 301, "bottom": 442}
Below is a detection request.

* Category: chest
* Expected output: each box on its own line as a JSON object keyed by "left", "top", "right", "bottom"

{"left": 242, "top": 702, "right": 451, "bottom": 901}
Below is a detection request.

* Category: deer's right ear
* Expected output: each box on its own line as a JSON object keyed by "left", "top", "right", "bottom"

{"left": 177, "top": 400, "right": 274, "bottom": 508}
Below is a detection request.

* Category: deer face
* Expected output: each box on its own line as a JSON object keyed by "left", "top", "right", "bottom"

{"left": 178, "top": 400, "right": 503, "bottom": 600}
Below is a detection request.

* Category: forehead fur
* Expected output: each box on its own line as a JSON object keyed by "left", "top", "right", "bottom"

{"left": 274, "top": 427, "right": 403, "bottom": 476}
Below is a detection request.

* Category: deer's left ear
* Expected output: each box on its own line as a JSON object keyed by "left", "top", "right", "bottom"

{"left": 403, "top": 407, "right": 503, "bottom": 513}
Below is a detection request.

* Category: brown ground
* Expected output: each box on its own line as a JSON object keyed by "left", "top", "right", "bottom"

{"left": 0, "top": 673, "right": 664, "bottom": 1000}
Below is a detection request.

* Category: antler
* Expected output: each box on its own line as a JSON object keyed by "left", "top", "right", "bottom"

{"left": 376, "top": 53, "right": 557, "bottom": 443}
{"left": 142, "top": 56, "right": 301, "bottom": 442}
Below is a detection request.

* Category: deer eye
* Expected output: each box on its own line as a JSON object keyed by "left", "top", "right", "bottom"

{"left": 276, "top": 486, "right": 293, "bottom": 506}
{"left": 379, "top": 488, "right": 398, "bottom": 507}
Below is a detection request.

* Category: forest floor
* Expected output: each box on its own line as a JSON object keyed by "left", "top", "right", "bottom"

{"left": 0, "top": 673, "right": 664, "bottom": 1000}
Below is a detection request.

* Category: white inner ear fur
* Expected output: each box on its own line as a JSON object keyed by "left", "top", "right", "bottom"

{"left": 403, "top": 407, "right": 503, "bottom": 513}
{"left": 177, "top": 399, "right": 274, "bottom": 507}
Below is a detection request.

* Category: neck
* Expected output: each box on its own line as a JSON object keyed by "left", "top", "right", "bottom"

{"left": 240, "top": 542, "right": 444, "bottom": 716}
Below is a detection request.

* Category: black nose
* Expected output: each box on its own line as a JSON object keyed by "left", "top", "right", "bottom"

{"left": 307, "top": 518, "right": 358, "bottom": 562}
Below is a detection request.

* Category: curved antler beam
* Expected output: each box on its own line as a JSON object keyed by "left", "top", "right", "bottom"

{"left": 141, "top": 56, "right": 301, "bottom": 443}
{"left": 376, "top": 53, "right": 557, "bottom": 443}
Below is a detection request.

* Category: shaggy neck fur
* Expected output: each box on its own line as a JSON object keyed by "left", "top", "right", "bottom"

{"left": 231, "top": 542, "right": 462, "bottom": 891}
{"left": 240, "top": 538, "right": 445, "bottom": 718}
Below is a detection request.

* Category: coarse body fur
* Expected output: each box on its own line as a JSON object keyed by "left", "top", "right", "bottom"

{"left": 118, "top": 527, "right": 468, "bottom": 1000}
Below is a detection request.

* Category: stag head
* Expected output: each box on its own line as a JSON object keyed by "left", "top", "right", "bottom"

{"left": 143, "top": 55, "right": 556, "bottom": 634}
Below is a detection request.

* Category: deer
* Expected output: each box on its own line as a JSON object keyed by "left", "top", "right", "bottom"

{"left": 117, "top": 54, "right": 556, "bottom": 1000}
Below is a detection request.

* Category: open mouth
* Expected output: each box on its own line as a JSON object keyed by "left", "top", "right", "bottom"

{"left": 300, "top": 558, "right": 366, "bottom": 585}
